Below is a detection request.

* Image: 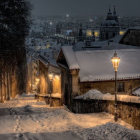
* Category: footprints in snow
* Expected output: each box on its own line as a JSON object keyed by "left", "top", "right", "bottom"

{"left": 27, "top": 115, "right": 45, "bottom": 133}
{"left": 14, "top": 115, "right": 23, "bottom": 133}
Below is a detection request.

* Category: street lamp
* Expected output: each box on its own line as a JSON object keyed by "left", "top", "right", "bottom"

{"left": 35, "top": 78, "right": 40, "bottom": 94}
{"left": 36, "top": 78, "right": 40, "bottom": 82}
{"left": 48, "top": 72, "right": 54, "bottom": 107}
{"left": 111, "top": 51, "right": 120, "bottom": 122}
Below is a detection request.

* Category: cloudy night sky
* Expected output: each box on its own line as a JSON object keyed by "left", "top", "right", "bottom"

{"left": 30, "top": 0, "right": 140, "bottom": 16}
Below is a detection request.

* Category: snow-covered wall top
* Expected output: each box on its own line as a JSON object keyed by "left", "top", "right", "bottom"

{"left": 62, "top": 46, "right": 80, "bottom": 70}
{"left": 75, "top": 89, "right": 140, "bottom": 104}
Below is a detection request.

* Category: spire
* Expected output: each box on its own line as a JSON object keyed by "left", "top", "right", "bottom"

{"left": 79, "top": 24, "right": 83, "bottom": 37}
{"left": 113, "top": 6, "right": 116, "bottom": 15}
{"left": 77, "top": 24, "right": 84, "bottom": 41}
{"left": 108, "top": 5, "right": 112, "bottom": 15}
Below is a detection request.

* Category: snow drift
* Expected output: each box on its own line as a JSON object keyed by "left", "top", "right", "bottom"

{"left": 75, "top": 89, "right": 140, "bottom": 103}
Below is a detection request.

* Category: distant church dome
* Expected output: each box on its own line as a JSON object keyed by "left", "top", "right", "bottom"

{"left": 100, "top": 5, "right": 120, "bottom": 41}
{"left": 101, "top": 20, "right": 119, "bottom": 27}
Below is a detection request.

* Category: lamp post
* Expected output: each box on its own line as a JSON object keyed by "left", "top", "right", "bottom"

{"left": 35, "top": 78, "right": 40, "bottom": 94}
{"left": 111, "top": 51, "right": 120, "bottom": 122}
{"left": 48, "top": 72, "right": 54, "bottom": 107}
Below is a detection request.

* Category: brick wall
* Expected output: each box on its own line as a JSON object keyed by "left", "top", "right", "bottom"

{"left": 79, "top": 79, "right": 140, "bottom": 95}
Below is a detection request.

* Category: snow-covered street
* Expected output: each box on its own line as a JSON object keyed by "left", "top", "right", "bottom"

{"left": 0, "top": 95, "right": 140, "bottom": 140}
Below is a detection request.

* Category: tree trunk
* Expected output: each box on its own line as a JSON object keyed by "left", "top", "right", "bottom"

{"left": 7, "top": 72, "right": 10, "bottom": 100}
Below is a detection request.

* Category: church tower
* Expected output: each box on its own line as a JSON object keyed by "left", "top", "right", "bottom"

{"left": 113, "top": 6, "right": 118, "bottom": 23}
{"left": 77, "top": 24, "right": 84, "bottom": 41}
{"left": 100, "top": 5, "right": 120, "bottom": 40}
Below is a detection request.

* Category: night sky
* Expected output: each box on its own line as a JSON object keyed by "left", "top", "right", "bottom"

{"left": 30, "top": 0, "right": 140, "bottom": 16}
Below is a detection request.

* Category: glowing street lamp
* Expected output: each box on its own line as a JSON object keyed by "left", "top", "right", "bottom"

{"left": 48, "top": 72, "right": 54, "bottom": 107}
{"left": 66, "top": 14, "right": 69, "bottom": 17}
{"left": 48, "top": 72, "right": 54, "bottom": 81}
{"left": 35, "top": 78, "right": 40, "bottom": 94}
{"left": 36, "top": 78, "right": 40, "bottom": 82}
{"left": 111, "top": 51, "right": 120, "bottom": 122}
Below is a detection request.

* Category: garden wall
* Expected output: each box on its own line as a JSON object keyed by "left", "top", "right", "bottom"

{"left": 73, "top": 99, "right": 140, "bottom": 130}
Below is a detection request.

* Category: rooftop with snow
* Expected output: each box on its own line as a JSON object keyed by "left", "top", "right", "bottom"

{"left": 60, "top": 46, "right": 140, "bottom": 82}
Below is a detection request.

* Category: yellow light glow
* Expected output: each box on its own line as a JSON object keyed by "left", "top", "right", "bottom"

{"left": 86, "top": 30, "right": 92, "bottom": 37}
{"left": 119, "top": 31, "right": 125, "bottom": 35}
{"left": 111, "top": 52, "right": 120, "bottom": 71}
{"left": 46, "top": 43, "right": 50, "bottom": 49}
{"left": 36, "top": 78, "right": 40, "bottom": 82}
{"left": 55, "top": 75, "right": 60, "bottom": 80}
{"left": 48, "top": 72, "right": 53, "bottom": 80}
{"left": 94, "top": 31, "right": 99, "bottom": 37}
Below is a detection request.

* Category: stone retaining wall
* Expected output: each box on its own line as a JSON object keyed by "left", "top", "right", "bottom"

{"left": 73, "top": 99, "right": 140, "bottom": 130}
{"left": 35, "top": 95, "right": 62, "bottom": 107}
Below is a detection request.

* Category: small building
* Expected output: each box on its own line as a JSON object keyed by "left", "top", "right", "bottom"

{"left": 57, "top": 46, "right": 140, "bottom": 107}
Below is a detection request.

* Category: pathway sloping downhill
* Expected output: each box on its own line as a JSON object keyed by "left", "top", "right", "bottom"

{"left": 0, "top": 93, "right": 140, "bottom": 140}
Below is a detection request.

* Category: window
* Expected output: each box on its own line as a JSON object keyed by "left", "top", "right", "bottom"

{"left": 118, "top": 82, "right": 125, "bottom": 92}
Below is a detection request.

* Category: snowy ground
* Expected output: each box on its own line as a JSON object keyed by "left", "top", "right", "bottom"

{"left": 0, "top": 95, "right": 140, "bottom": 140}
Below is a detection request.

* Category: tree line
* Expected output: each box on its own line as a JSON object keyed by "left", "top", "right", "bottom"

{"left": 0, "top": 0, "right": 32, "bottom": 102}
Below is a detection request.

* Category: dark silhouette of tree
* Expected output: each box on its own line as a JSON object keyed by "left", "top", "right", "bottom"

{"left": 0, "top": 0, "right": 32, "bottom": 102}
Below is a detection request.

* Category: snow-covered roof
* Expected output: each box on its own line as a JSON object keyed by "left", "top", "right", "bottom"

{"left": 109, "top": 35, "right": 123, "bottom": 43}
{"left": 38, "top": 55, "right": 49, "bottom": 67}
{"left": 61, "top": 46, "right": 140, "bottom": 82}
{"left": 75, "top": 49, "right": 140, "bottom": 82}
{"left": 128, "top": 26, "right": 140, "bottom": 30}
{"left": 38, "top": 55, "right": 59, "bottom": 68}
{"left": 48, "top": 59, "right": 59, "bottom": 68}
{"left": 91, "top": 41, "right": 108, "bottom": 47}
{"left": 101, "top": 42, "right": 140, "bottom": 50}
{"left": 73, "top": 42, "right": 85, "bottom": 51}
{"left": 62, "top": 46, "right": 80, "bottom": 70}
{"left": 73, "top": 41, "right": 108, "bottom": 51}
